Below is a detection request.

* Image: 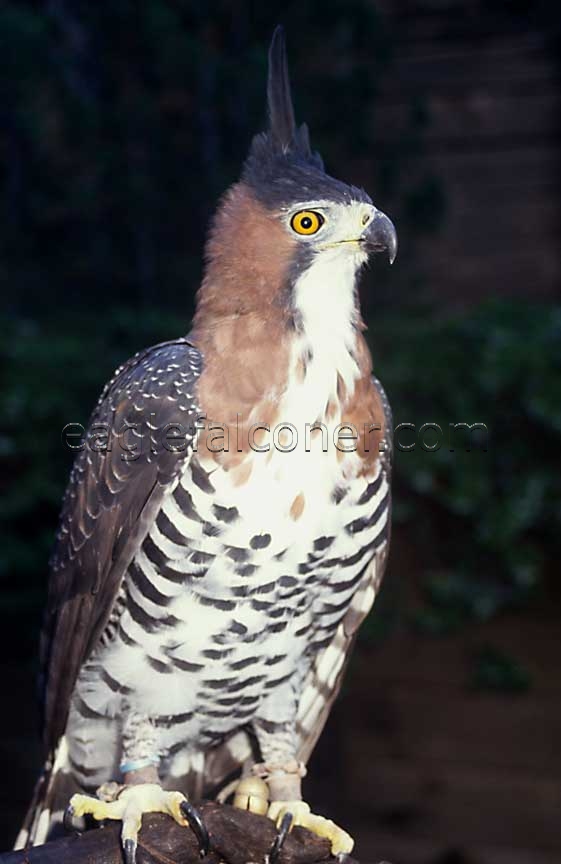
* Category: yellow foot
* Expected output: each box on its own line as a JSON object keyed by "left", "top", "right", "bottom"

{"left": 268, "top": 800, "right": 354, "bottom": 856}
{"left": 67, "top": 783, "right": 209, "bottom": 864}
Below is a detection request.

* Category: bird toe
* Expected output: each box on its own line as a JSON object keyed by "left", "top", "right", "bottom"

{"left": 267, "top": 800, "right": 354, "bottom": 855}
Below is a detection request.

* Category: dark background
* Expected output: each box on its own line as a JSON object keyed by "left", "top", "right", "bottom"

{"left": 1, "top": 1, "right": 560, "bottom": 862}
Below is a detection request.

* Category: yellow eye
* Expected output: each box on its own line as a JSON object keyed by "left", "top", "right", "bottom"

{"left": 290, "top": 210, "right": 324, "bottom": 236}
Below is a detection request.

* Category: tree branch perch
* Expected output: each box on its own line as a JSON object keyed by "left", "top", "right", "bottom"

{"left": 0, "top": 802, "right": 355, "bottom": 864}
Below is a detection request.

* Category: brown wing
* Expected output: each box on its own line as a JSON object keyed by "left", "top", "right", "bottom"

{"left": 39, "top": 338, "right": 203, "bottom": 753}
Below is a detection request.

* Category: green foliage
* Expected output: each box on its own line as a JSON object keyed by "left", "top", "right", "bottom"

{"left": 366, "top": 299, "right": 561, "bottom": 624}
{"left": 469, "top": 645, "right": 531, "bottom": 693}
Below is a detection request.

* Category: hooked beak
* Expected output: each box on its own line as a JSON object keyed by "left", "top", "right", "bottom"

{"left": 361, "top": 210, "right": 398, "bottom": 264}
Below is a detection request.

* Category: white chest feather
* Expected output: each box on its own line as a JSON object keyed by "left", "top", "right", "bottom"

{"left": 199, "top": 246, "right": 364, "bottom": 547}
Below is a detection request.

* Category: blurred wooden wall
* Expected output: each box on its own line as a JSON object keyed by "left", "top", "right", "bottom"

{"left": 376, "top": 0, "right": 560, "bottom": 304}
{"left": 338, "top": 610, "right": 561, "bottom": 864}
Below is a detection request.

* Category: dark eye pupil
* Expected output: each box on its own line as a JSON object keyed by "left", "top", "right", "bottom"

{"left": 301, "top": 217, "right": 313, "bottom": 229}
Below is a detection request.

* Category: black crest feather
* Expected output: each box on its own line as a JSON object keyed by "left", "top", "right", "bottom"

{"left": 242, "top": 27, "right": 368, "bottom": 209}
{"left": 245, "top": 26, "right": 323, "bottom": 168}
{"left": 267, "top": 26, "right": 297, "bottom": 153}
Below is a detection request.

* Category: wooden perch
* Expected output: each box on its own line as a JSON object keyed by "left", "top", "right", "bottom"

{"left": 0, "top": 801, "right": 356, "bottom": 864}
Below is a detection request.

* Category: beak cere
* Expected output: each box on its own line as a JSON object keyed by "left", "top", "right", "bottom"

{"left": 361, "top": 210, "right": 398, "bottom": 264}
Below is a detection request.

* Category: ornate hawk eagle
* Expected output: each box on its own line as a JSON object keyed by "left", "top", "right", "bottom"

{"left": 19, "top": 27, "right": 396, "bottom": 863}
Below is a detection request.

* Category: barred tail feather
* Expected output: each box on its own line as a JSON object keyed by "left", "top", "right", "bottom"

{"left": 15, "top": 736, "right": 79, "bottom": 849}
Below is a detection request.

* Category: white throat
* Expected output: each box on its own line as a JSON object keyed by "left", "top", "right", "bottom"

{"left": 288, "top": 246, "right": 364, "bottom": 423}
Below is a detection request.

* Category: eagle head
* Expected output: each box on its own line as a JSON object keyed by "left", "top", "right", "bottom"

{"left": 197, "top": 26, "right": 397, "bottom": 326}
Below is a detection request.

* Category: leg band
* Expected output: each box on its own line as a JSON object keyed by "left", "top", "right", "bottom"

{"left": 119, "top": 757, "right": 160, "bottom": 775}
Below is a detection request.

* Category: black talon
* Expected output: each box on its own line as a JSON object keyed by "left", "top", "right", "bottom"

{"left": 124, "top": 837, "right": 137, "bottom": 864}
{"left": 269, "top": 812, "right": 293, "bottom": 864}
{"left": 180, "top": 800, "right": 210, "bottom": 858}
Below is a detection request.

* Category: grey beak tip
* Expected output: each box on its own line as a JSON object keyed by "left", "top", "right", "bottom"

{"left": 366, "top": 211, "right": 398, "bottom": 265}
{"left": 384, "top": 215, "right": 398, "bottom": 265}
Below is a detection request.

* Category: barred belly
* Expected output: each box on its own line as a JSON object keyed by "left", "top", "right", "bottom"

{"left": 67, "top": 449, "right": 390, "bottom": 787}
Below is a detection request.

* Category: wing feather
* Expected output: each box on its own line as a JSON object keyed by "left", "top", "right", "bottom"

{"left": 40, "top": 338, "right": 203, "bottom": 753}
